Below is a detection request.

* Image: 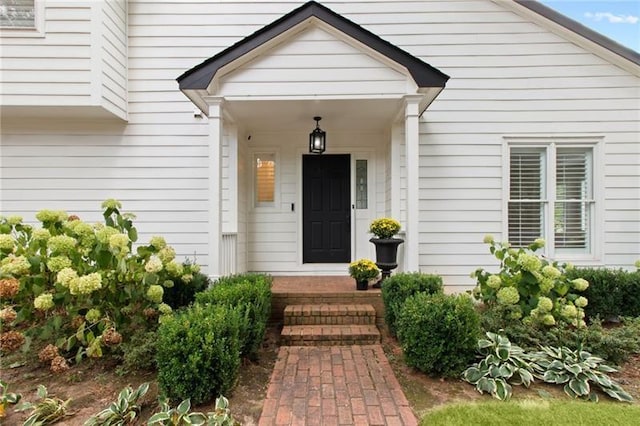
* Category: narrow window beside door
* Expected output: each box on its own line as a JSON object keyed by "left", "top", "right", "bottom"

{"left": 255, "top": 153, "right": 276, "bottom": 207}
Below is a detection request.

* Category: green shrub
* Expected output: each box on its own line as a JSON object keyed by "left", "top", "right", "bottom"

{"left": 195, "top": 274, "right": 272, "bottom": 359}
{"left": 381, "top": 272, "right": 443, "bottom": 336}
{"left": 162, "top": 270, "right": 211, "bottom": 309}
{"left": 397, "top": 293, "right": 481, "bottom": 377}
{"left": 116, "top": 330, "right": 158, "bottom": 374}
{"left": 156, "top": 304, "right": 241, "bottom": 405}
{"left": 566, "top": 268, "right": 640, "bottom": 319}
{"left": 482, "top": 306, "right": 640, "bottom": 366}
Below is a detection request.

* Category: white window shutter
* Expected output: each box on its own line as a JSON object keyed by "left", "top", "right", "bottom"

{"left": 509, "top": 149, "right": 545, "bottom": 247}
{"left": 555, "top": 149, "right": 592, "bottom": 250}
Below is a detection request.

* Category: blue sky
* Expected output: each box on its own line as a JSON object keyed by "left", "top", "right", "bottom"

{"left": 539, "top": 1, "right": 640, "bottom": 52}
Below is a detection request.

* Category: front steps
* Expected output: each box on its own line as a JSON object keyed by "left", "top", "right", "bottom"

{"left": 280, "top": 303, "right": 381, "bottom": 346}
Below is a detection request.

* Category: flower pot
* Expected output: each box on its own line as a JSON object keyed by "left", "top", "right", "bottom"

{"left": 356, "top": 279, "right": 369, "bottom": 291}
{"left": 370, "top": 237, "right": 404, "bottom": 282}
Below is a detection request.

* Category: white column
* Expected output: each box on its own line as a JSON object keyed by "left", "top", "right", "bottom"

{"left": 204, "top": 96, "right": 224, "bottom": 278}
{"left": 404, "top": 95, "right": 421, "bottom": 272}
{"left": 390, "top": 123, "right": 402, "bottom": 221}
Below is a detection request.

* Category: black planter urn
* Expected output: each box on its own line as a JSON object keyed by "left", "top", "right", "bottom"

{"left": 370, "top": 237, "right": 404, "bottom": 284}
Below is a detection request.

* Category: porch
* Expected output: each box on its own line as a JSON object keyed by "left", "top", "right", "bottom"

{"left": 270, "top": 275, "right": 384, "bottom": 326}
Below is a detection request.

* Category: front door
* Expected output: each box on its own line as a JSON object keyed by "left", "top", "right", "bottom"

{"left": 303, "top": 154, "right": 351, "bottom": 263}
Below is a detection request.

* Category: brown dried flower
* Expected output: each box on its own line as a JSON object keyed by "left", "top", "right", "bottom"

{"left": 67, "top": 215, "right": 80, "bottom": 222}
{"left": 102, "top": 328, "right": 122, "bottom": 346}
{"left": 70, "top": 316, "right": 85, "bottom": 330}
{"left": 0, "top": 278, "right": 20, "bottom": 299}
{"left": 0, "top": 306, "right": 17, "bottom": 323}
{"left": 143, "top": 307, "right": 158, "bottom": 320}
{"left": 50, "top": 355, "right": 69, "bottom": 373}
{"left": 0, "top": 330, "right": 25, "bottom": 353}
{"left": 39, "top": 344, "right": 59, "bottom": 363}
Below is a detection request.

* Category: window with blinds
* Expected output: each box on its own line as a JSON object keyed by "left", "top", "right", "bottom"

{"left": 255, "top": 154, "right": 276, "bottom": 207}
{"left": 0, "top": 0, "right": 35, "bottom": 28}
{"left": 507, "top": 143, "right": 594, "bottom": 255}
{"left": 555, "top": 149, "right": 592, "bottom": 251}
{"left": 508, "top": 149, "right": 545, "bottom": 247}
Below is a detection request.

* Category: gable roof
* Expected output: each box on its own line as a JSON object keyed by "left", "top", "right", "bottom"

{"left": 177, "top": 0, "right": 449, "bottom": 91}
{"left": 515, "top": 0, "right": 639, "bottom": 66}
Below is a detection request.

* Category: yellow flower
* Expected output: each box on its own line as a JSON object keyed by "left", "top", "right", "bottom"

{"left": 369, "top": 218, "right": 401, "bottom": 239}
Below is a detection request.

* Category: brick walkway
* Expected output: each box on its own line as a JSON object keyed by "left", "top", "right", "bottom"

{"left": 258, "top": 345, "right": 417, "bottom": 426}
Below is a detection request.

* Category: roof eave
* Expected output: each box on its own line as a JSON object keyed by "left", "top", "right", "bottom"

{"left": 177, "top": 1, "right": 449, "bottom": 92}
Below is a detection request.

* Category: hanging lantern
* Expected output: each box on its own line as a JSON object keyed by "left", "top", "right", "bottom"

{"left": 309, "top": 116, "right": 326, "bottom": 154}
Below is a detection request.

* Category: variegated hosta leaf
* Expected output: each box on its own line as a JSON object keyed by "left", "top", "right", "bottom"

{"left": 569, "top": 378, "right": 590, "bottom": 396}
{"left": 462, "top": 366, "right": 484, "bottom": 384}
{"left": 565, "top": 363, "right": 582, "bottom": 376}
{"left": 494, "top": 379, "right": 513, "bottom": 401}
{"left": 478, "top": 338, "right": 493, "bottom": 349}
{"left": 598, "top": 364, "right": 618, "bottom": 373}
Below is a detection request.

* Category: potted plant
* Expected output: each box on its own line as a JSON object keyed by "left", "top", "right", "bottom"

{"left": 369, "top": 218, "right": 404, "bottom": 285}
{"left": 348, "top": 259, "right": 380, "bottom": 291}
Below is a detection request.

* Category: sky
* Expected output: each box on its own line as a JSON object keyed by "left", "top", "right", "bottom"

{"left": 539, "top": 1, "right": 640, "bottom": 52}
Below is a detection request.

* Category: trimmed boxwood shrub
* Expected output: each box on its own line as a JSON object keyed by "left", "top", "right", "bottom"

{"left": 381, "top": 272, "right": 443, "bottom": 336}
{"left": 397, "top": 293, "right": 481, "bottom": 377}
{"left": 162, "top": 271, "right": 211, "bottom": 309}
{"left": 566, "top": 268, "right": 640, "bottom": 320}
{"left": 195, "top": 273, "right": 272, "bottom": 359}
{"left": 156, "top": 303, "right": 241, "bottom": 404}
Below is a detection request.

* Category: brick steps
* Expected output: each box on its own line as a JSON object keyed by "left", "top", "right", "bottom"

{"left": 283, "top": 303, "right": 376, "bottom": 325}
{"left": 281, "top": 324, "right": 380, "bottom": 346}
{"left": 281, "top": 303, "right": 380, "bottom": 346}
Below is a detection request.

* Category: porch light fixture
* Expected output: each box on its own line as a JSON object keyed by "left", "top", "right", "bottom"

{"left": 309, "top": 116, "right": 326, "bottom": 154}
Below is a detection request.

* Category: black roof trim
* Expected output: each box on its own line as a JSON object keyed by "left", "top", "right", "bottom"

{"left": 177, "top": 1, "right": 449, "bottom": 90}
{"left": 515, "top": 0, "right": 639, "bottom": 66}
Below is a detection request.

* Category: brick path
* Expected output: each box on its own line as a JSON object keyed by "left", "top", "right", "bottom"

{"left": 258, "top": 345, "right": 417, "bottom": 426}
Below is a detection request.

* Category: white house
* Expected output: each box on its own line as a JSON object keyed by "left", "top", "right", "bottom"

{"left": 1, "top": 0, "right": 638, "bottom": 290}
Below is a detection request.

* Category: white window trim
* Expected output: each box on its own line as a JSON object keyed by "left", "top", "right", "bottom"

{"left": 502, "top": 136, "right": 604, "bottom": 264}
{"left": 250, "top": 149, "right": 280, "bottom": 211}
{"left": 0, "top": 0, "right": 44, "bottom": 37}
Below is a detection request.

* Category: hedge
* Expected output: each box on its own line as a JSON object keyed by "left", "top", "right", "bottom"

{"left": 381, "top": 272, "right": 443, "bottom": 336}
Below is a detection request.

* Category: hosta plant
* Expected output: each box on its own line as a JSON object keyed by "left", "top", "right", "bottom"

{"left": 0, "top": 380, "right": 21, "bottom": 418}
{"left": 472, "top": 236, "right": 589, "bottom": 327}
{"left": 84, "top": 382, "right": 150, "bottom": 425}
{"left": 16, "top": 385, "right": 72, "bottom": 426}
{"left": 147, "top": 395, "right": 239, "bottom": 426}
{"left": 462, "top": 332, "right": 535, "bottom": 401}
{"left": 531, "top": 346, "right": 633, "bottom": 402}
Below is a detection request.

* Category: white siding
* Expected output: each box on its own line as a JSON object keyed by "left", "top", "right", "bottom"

{"left": 0, "top": 1, "right": 127, "bottom": 119}
{"left": 0, "top": 0, "right": 638, "bottom": 286}
{"left": 0, "top": 3, "right": 93, "bottom": 106}
{"left": 218, "top": 26, "right": 410, "bottom": 98}
{"left": 100, "top": 0, "right": 128, "bottom": 118}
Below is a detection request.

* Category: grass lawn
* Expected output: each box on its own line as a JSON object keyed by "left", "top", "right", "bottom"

{"left": 420, "top": 399, "right": 640, "bottom": 426}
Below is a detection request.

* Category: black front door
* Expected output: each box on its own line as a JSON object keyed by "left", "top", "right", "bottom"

{"left": 303, "top": 154, "right": 351, "bottom": 263}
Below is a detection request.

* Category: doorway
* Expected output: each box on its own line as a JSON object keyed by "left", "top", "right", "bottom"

{"left": 302, "top": 154, "right": 351, "bottom": 263}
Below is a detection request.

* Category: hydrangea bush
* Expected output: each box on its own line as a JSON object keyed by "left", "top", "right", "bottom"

{"left": 472, "top": 236, "right": 589, "bottom": 327}
{"left": 0, "top": 200, "right": 201, "bottom": 366}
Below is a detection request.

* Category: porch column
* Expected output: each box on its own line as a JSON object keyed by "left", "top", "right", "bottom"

{"left": 204, "top": 96, "right": 224, "bottom": 278}
{"left": 404, "top": 95, "right": 421, "bottom": 271}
